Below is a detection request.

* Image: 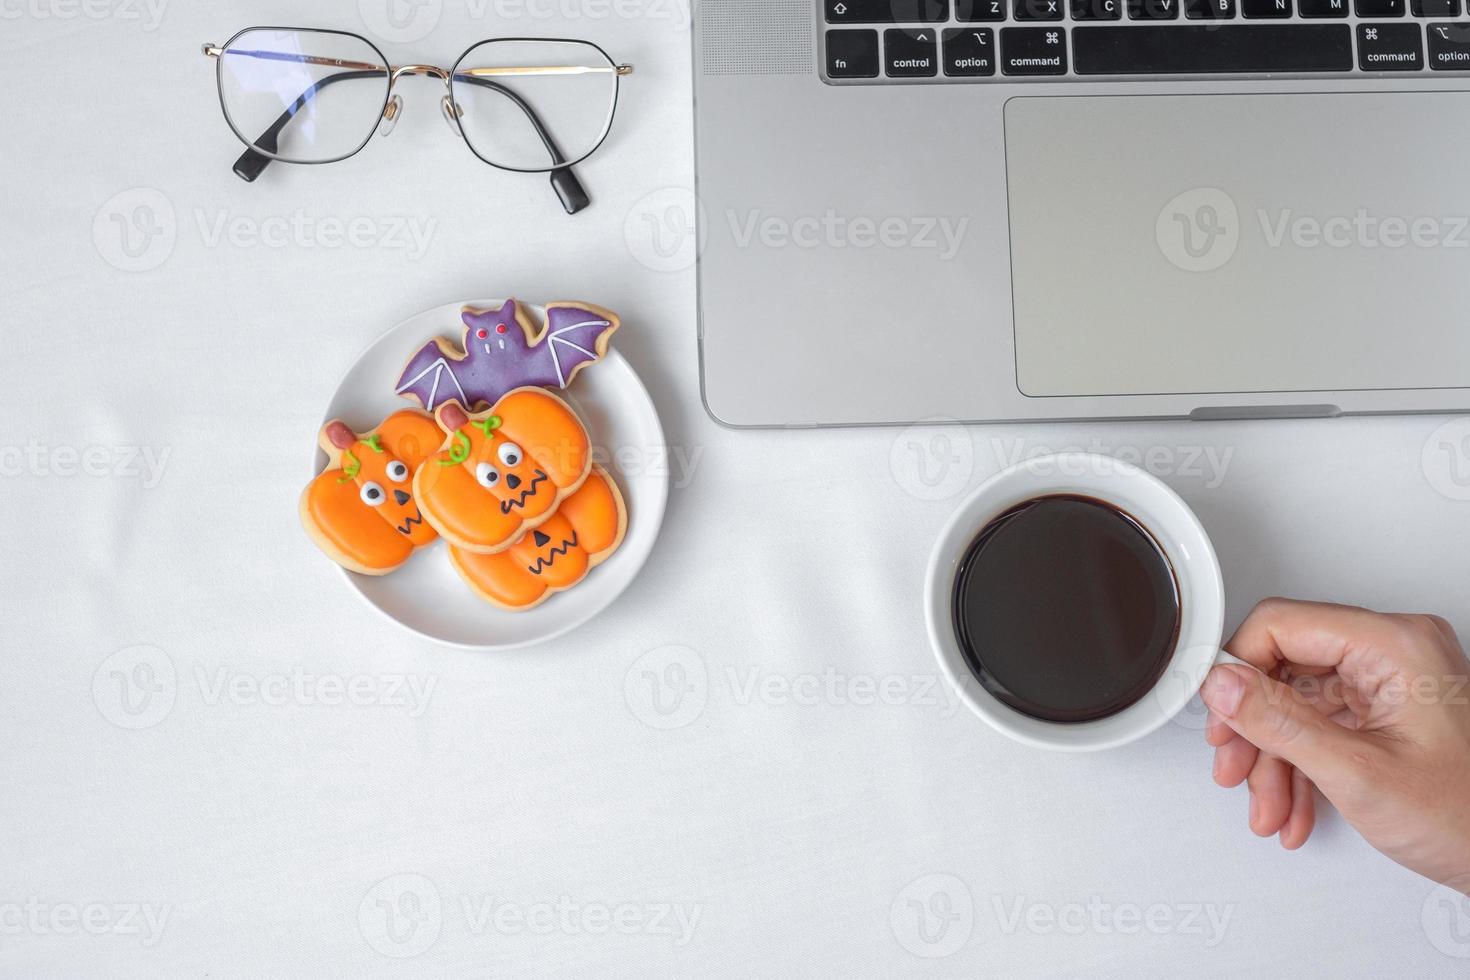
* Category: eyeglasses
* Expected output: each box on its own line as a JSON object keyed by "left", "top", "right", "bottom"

{"left": 201, "top": 27, "right": 632, "bottom": 215}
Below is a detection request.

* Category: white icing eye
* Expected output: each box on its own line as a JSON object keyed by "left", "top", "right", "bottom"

{"left": 475, "top": 462, "right": 500, "bottom": 488}
{"left": 385, "top": 460, "right": 409, "bottom": 483}
{"left": 497, "top": 441, "right": 523, "bottom": 467}
{"left": 360, "top": 481, "right": 387, "bottom": 507}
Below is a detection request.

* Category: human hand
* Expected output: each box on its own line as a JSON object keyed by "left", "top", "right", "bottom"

{"left": 1201, "top": 597, "right": 1470, "bottom": 890}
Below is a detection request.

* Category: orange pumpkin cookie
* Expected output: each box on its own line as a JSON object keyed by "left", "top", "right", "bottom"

{"left": 300, "top": 410, "right": 443, "bottom": 575}
{"left": 449, "top": 464, "right": 627, "bottom": 610}
{"left": 413, "top": 389, "right": 592, "bottom": 554}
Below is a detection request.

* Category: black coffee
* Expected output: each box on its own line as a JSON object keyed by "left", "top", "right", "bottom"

{"left": 951, "top": 495, "right": 1181, "bottom": 724}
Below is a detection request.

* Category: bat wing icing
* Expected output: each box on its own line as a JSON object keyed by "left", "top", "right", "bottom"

{"left": 536, "top": 304, "right": 619, "bottom": 388}
{"left": 394, "top": 301, "right": 619, "bottom": 411}
{"left": 395, "top": 338, "right": 470, "bottom": 411}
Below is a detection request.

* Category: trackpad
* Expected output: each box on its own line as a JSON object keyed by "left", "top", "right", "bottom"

{"left": 1005, "top": 93, "right": 1470, "bottom": 397}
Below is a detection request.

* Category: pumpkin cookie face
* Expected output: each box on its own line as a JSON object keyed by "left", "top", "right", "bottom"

{"left": 449, "top": 464, "right": 627, "bottom": 610}
{"left": 300, "top": 410, "right": 443, "bottom": 575}
{"left": 413, "top": 388, "right": 592, "bottom": 554}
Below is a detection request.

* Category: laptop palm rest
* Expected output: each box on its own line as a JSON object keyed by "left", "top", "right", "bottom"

{"left": 1005, "top": 93, "right": 1470, "bottom": 399}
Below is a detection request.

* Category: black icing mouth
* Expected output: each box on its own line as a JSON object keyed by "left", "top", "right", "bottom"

{"left": 500, "top": 469, "right": 548, "bottom": 515}
{"left": 527, "top": 531, "right": 578, "bottom": 575}
{"left": 397, "top": 509, "right": 424, "bottom": 535}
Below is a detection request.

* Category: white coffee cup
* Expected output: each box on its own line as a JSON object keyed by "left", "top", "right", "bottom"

{"left": 925, "top": 452, "right": 1247, "bottom": 752}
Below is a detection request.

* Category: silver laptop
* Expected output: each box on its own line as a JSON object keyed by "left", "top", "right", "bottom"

{"left": 692, "top": 0, "right": 1470, "bottom": 426}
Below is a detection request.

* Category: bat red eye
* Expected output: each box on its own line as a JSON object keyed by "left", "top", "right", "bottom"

{"left": 476, "top": 328, "right": 488, "bottom": 340}
{"left": 496, "top": 324, "right": 508, "bottom": 334}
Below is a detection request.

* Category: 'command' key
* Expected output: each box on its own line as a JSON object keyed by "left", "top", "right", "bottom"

{"left": 1000, "top": 26, "right": 1069, "bottom": 74}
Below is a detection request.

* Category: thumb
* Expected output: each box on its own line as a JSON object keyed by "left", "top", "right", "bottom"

{"left": 1201, "top": 663, "right": 1367, "bottom": 795}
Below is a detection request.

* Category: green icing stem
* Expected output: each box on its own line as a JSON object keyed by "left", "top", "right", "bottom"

{"left": 363, "top": 435, "right": 384, "bottom": 453}
{"left": 438, "top": 430, "right": 471, "bottom": 467}
{"left": 337, "top": 449, "right": 362, "bottom": 484}
{"left": 472, "top": 415, "right": 502, "bottom": 436}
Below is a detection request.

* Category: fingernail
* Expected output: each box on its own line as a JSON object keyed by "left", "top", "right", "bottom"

{"left": 1202, "top": 666, "right": 1245, "bottom": 718}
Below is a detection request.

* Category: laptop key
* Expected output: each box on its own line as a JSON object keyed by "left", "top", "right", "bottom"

{"left": 956, "top": 0, "right": 1008, "bottom": 18}
{"left": 1298, "top": 0, "right": 1349, "bottom": 15}
{"left": 1355, "top": 0, "right": 1405, "bottom": 14}
{"left": 1000, "top": 26, "right": 1069, "bottom": 73}
{"left": 1357, "top": 23, "right": 1423, "bottom": 67}
{"left": 1129, "top": 0, "right": 1181, "bottom": 17}
{"left": 1413, "top": 0, "right": 1458, "bottom": 14}
{"left": 1426, "top": 21, "right": 1470, "bottom": 65}
{"left": 1241, "top": 0, "right": 1291, "bottom": 15}
{"left": 943, "top": 27, "right": 998, "bottom": 74}
{"left": 824, "top": 0, "right": 948, "bottom": 23}
{"left": 825, "top": 30, "right": 880, "bottom": 77}
{"left": 1185, "top": 0, "right": 1238, "bottom": 17}
{"left": 1074, "top": 0, "right": 1125, "bottom": 16}
{"left": 1015, "top": 0, "right": 1065, "bottom": 19}
{"left": 1072, "top": 24, "right": 1352, "bottom": 72}
{"left": 885, "top": 28, "right": 940, "bottom": 76}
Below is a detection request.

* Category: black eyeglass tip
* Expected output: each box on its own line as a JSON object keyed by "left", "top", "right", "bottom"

{"left": 233, "top": 147, "right": 271, "bottom": 183}
{"left": 550, "top": 168, "right": 590, "bottom": 215}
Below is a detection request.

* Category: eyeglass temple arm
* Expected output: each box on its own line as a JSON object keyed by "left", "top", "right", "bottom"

{"left": 454, "top": 73, "right": 589, "bottom": 215}
{"left": 228, "top": 62, "right": 591, "bottom": 214}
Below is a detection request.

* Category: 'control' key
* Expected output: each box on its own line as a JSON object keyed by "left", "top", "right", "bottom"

{"left": 885, "top": 28, "right": 939, "bottom": 76}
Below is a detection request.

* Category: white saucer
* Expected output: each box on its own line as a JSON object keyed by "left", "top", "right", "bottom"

{"left": 312, "top": 300, "right": 667, "bottom": 649}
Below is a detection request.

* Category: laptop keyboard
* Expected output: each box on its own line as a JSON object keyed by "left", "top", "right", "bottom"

{"left": 821, "top": 0, "right": 1470, "bottom": 77}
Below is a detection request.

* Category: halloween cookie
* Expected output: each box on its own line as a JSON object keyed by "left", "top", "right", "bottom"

{"left": 413, "top": 390, "right": 592, "bottom": 554}
{"left": 395, "top": 299, "right": 619, "bottom": 412}
{"left": 300, "top": 410, "right": 443, "bottom": 575}
{"left": 449, "top": 464, "right": 626, "bottom": 610}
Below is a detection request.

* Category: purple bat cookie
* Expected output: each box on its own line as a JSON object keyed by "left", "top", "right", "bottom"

{"left": 395, "top": 299, "right": 620, "bottom": 411}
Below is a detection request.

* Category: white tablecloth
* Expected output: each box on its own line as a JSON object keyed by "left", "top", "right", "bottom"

{"left": 3, "top": 2, "right": 1469, "bottom": 975}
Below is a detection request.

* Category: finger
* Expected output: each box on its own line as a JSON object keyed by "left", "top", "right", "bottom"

{"left": 1201, "top": 663, "right": 1371, "bottom": 799}
{"left": 1225, "top": 597, "right": 1415, "bottom": 681}
{"left": 1205, "top": 709, "right": 1234, "bottom": 746}
{"left": 1245, "top": 753, "right": 1293, "bottom": 837}
{"left": 1213, "top": 732, "right": 1258, "bottom": 788}
{"left": 1279, "top": 768, "right": 1316, "bottom": 850}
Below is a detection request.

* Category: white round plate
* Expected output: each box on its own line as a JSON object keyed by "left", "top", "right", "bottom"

{"left": 312, "top": 299, "right": 667, "bottom": 649}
